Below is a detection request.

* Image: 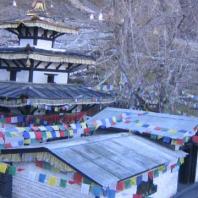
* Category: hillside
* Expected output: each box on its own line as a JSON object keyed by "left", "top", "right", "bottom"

{"left": 0, "top": 0, "right": 197, "bottom": 116}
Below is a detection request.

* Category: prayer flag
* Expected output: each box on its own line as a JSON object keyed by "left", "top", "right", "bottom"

{"left": 48, "top": 176, "right": 57, "bottom": 186}
{"left": 116, "top": 181, "right": 125, "bottom": 191}
{"left": 0, "top": 163, "right": 8, "bottom": 173}
{"left": 38, "top": 173, "right": 46, "bottom": 183}
{"left": 74, "top": 172, "right": 83, "bottom": 184}
{"left": 60, "top": 179, "right": 67, "bottom": 188}
{"left": 130, "top": 177, "right": 136, "bottom": 186}
{"left": 91, "top": 185, "right": 102, "bottom": 197}
{"left": 136, "top": 175, "right": 142, "bottom": 186}
{"left": 133, "top": 194, "right": 142, "bottom": 198}
{"left": 8, "top": 166, "right": 16, "bottom": 176}
{"left": 106, "top": 188, "right": 116, "bottom": 198}
{"left": 81, "top": 183, "right": 90, "bottom": 194}
{"left": 124, "top": 179, "right": 131, "bottom": 189}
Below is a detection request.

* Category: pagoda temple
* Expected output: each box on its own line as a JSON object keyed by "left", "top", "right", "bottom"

{"left": 0, "top": 0, "right": 94, "bottom": 84}
{"left": 0, "top": 0, "right": 113, "bottom": 120}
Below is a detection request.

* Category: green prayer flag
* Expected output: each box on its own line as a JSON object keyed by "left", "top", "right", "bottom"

{"left": 154, "top": 169, "right": 159, "bottom": 178}
{"left": 42, "top": 132, "right": 47, "bottom": 140}
{"left": 83, "top": 177, "right": 92, "bottom": 185}
{"left": 60, "top": 179, "right": 67, "bottom": 188}
{"left": 124, "top": 179, "right": 131, "bottom": 189}
{"left": 8, "top": 166, "right": 16, "bottom": 176}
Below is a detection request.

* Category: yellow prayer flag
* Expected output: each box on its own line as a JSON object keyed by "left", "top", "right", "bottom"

{"left": 48, "top": 176, "right": 57, "bottom": 186}
{"left": 0, "top": 163, "right": 8, "bottom": 174}
{"left": 130, "top": 177, "right": 136, "bottom": 186}
{"left": 24, "top": 139, "right": 31, "bottom": 145}
{"left": 159, "top": 165, "right": 165, "bottom": 172}
{"left": 46, "top": 132, "right": 52, "bottom": 139}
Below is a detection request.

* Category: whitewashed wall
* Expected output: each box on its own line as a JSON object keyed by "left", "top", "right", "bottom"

{"left": 19, "top": 39, "right": 52, "bottom": 49}
{"left": 33, "top": 71, "right": 68, "bottom": 84}
{"left": 0, "top": 69, "right": 9, "bottom": 81}
{"left": 116, "top": 170, "right": 178, "bottom": 198}
{"left": 19, "top": 39, "right": 34, "bottom": 47}
{"left": 12, "top": 162, "right": 93, "bottom": 198}
{"left": 12, "top": 162, "right": 179, "bottom": 198}
{"left": 195, "top": 151, "right": 198, "bottom": 182}
{"left": 0, "top": 69, "right": 68, "bottom": 84}
{"left": 37, "top": 40, "right": 53, "bottom": 49}
{"left": 16, "top": 71, "right": 29, "bottom": 82}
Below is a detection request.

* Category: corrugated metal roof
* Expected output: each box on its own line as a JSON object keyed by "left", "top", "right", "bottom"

{"left": 0, "top": 133, "right": 185, "bottom": 187}
{"left": 49, "top": 133, "right": 185, "bottom": 186}
{"left": 0, "top": 81, "right": 114, "bottom": 107}
{"left": 87, "top": 107, "right": 198, "bottom": 140}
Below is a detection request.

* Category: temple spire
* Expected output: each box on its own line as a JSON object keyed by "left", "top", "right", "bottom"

{"left": 27, "top": 0, "right": 47, "bottom": 16}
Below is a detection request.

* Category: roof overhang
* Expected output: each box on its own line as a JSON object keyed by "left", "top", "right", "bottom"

{"left": 0, "top": 47, "right": 96, "bottom": 65}
{"left": 0, "top": 81, "right": 114, "bottom": 107}
{"left": 0, "top": 16, "right": 78, "bottom": 34}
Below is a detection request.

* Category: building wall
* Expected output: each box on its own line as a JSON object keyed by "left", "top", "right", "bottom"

{"left": 12, "top": 162, "right": 93, "bottom": 198}
{"left": 33, "top": 71, "right": 68, "bottom": 84}
{"left": 116, "top": 170, "right": 179, "bottom": 198}
{"left": 37, "top": 40, "right": 53, "bottom": 49}
{"left": 20, "top": 39, "right": 34, "bottom": 47}
{"left": 0, "top": 69, "right": 9, "bottom": 81}
{"left": 16, "top": 71, "right": 29, "bottom": 82}
{"left": 0, "top": 69, "right": 68, "bottom": 84}
{"left": 19, "top": 39, "right": 52, "bottom": 49}
{"left": 12, "top": 163, "right": 179, "bottom": 198}
{"left": 195, "top": 151, "right": 198, "bottom": 182}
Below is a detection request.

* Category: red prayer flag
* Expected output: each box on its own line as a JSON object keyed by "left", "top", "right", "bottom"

{"left": 35, "top": 161, "right": 43, "bottom": 168}
{"left": 148, "top": 171, "right": 154, "bottom": 179}
{"left": 133, "top": 194, "right": 142, "bottom": 198}
{"left": 176, "top": 139, "right": 184, "bottom": 145}
{"left": 116, "top": 181, "right": 125, "bottom": 192}
{"left": 60, "top": 131, "right": 65, "bottom": 137}
{"left": 84, "top": 128, "right": 90, "bottom": 135}
{"left": 192, "top": 136, "right": 198, "bottom": 144}
{"left": 73, "top": 172, "right": 83, "bottom": 184}
{"left": 5, "top": 117, "right": 11, "bottom": 123}
{"left": 35, "top": 132, "right": 42, "bottom": 140}
{"left": 5, "top": 143, "right": 12, "bottom": 149}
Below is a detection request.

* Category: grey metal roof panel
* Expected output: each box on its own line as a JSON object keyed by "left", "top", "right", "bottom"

{"left": 49, "top": 134, "right": 185, "bottom": 186}
{"left": 0, "top": 81, "right": 114, "bottom": 106}
{"left": 87, "top": 107, "right": 198, "bottom": 139}
{"left": 1, "top": 133, "right": 186, "bottom": 187}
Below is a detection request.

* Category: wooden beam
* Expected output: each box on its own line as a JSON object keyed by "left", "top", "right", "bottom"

{"left": 56, "top": 63, "right": 62, "bottom": 70}
{"left": 28, "top": 60, "right": 34, "bottom": 82}
{"left": 45, "top": 62, "right": 52, "bottom": 69}
{"left": 0, "top": 64, "right": 68, "bottom": 73}
{"left": 17, "top": 60, "right": 26, "bottom": 68}
{"left": 6, "top": 28, "right": 19, "bottom": 36}
{"left": 12, "top": 60, "right": 22, "bottom": 68}
{"left": 33, "top": 27, "right": 38, "bottom": 46}
{"left": 54, "top": 33, "right": 64, "bottom": 39}
{"left": 34, "top": 61, "right": 42, "bottom": 68}
{"left": 1, "top": 59, "right": 10, "bottom": 67}
{"left": 66, "top": 64, "right": 83, "bottom": 72}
